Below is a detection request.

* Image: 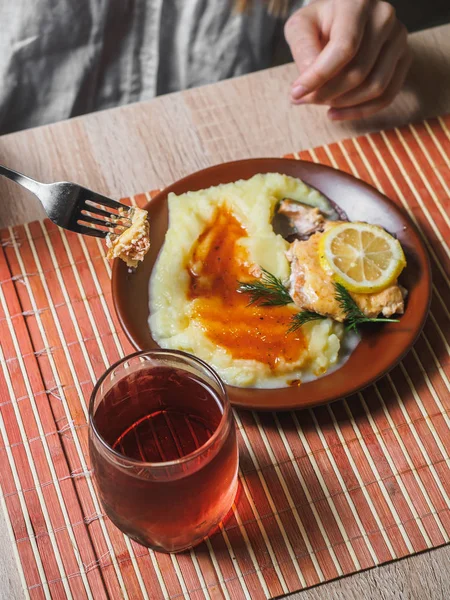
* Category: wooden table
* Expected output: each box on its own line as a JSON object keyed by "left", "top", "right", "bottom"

{"left": 1, "top": 23, "right": 449, "bottom": 600}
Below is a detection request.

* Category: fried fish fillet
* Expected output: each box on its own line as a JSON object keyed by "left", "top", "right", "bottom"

{"left": 287, "top": 226, "right": 406, "bottom": 321}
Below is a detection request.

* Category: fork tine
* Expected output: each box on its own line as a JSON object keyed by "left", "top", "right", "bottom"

{"left": 83, "top": 203, "right": 132, "bottom": 223}
{"left": 86, "top": 191, "right": 132, "bottom": 212}
{"left": 73, "top": 224, "right": 108, "bottom": 239}
{"left": 78, "top": 214, "right": 125, "bottom": 230}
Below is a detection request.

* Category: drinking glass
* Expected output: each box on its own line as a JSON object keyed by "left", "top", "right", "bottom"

{"left": 89, "top": 349, "right": 238, "bottom": 553}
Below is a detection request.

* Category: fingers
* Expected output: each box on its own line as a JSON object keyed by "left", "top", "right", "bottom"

{"left": 296, "top": 1, "right": 397, "bottom": 105}
{"left": 286, "top": 0, "right": 410, "bottom": 119}
{"left": 327, "top": 51, "right": 412, "bottom": 121}
{"left": 290, "top": 0, "right": 371, "bottom": 99}
{"left": 285, "top": 8, "right": 323, "bottom": 97}
{"left": 329, "top": 22, "right": 408, "bottom": 108}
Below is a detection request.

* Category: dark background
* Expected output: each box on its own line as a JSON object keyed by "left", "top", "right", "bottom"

{"left": 392, "top": 0, "right": 450, "bottom": 31}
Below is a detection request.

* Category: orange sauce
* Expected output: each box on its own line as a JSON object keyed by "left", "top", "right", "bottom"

{"left": 188, "top": 208, "right": 306, "bottom": 369}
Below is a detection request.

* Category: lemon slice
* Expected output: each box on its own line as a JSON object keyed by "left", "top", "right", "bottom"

{"left": 319, "top": 222, "right": 406, "bottom": 293}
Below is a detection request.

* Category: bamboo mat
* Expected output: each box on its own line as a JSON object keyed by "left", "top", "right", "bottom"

{"left": 1, "top": 115, "right": 450, "bottom": 600}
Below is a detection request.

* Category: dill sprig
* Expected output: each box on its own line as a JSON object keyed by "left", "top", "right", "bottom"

{"left": 237, "top": 268, "right": 293, "bottom": 306}
{"left": 287, "top": 311, "right": 326, "bottom": 334}
{"left": 238, "top": 268, "right": 400, "bottom": 334}
{"left": 334, "top": 282, "right": 400, "bottom": 332}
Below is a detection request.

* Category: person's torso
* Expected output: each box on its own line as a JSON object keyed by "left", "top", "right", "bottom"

{"left": 0, "top": 0, "right": 296, "bottom": 134}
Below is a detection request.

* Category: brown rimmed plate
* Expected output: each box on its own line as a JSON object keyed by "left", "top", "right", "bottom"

{"left": 112, "top": 158, "right": 431, "bottom": 411}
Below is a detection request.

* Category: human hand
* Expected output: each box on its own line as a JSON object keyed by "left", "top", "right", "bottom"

{"left": 284, "top": 0, "right": 412, "bottom": 120}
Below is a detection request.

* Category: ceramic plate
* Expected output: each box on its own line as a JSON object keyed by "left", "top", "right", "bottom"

{"left": 112, "top": 159, "right": 431, "bottom": 410}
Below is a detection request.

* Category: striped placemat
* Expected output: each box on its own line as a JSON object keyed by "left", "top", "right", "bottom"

{"left": 1, "top": 115, "right": 449, "bottom": 600}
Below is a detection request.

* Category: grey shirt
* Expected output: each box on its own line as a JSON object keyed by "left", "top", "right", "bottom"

{"left": 0, "top": 0, "right": 302, "bottom": 134}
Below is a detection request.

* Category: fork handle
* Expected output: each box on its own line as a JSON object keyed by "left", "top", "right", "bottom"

{"left": 0, "top": 164, "right": 44, "bottom": 198}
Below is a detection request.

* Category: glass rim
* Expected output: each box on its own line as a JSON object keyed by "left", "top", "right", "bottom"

{"left": 88, "top": 348, "right": 231, "bottom": 468}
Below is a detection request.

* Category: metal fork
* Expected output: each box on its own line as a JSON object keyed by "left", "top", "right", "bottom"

{"left": 0, "top": 164, "right": 133, "bottom": 238}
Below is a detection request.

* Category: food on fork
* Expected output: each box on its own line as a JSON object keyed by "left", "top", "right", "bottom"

{"left": 106, "top": 207, "right": 150, "bottom": 268}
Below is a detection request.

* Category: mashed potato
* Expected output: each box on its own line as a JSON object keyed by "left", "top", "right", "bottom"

{"left": 149, "top": 173, "right": 345, "bottom": 388}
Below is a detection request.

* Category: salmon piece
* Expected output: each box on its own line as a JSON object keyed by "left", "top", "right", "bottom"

{"left": 287, "top": 227, "right": 406, "bottom": 321}
{"left": 278, "top": 199, "right": 326, "bottom": 238}
{"left": 355, "top": 285, "right": 406, "bottom": 318}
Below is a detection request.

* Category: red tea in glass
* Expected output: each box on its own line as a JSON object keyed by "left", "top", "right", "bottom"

{"left": 89, "top": 350, "right": 238, "bottom": 553}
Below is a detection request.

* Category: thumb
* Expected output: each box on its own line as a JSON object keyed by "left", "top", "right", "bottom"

{"left": 284, "top": 9, "right": 323, "bottom": 98}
